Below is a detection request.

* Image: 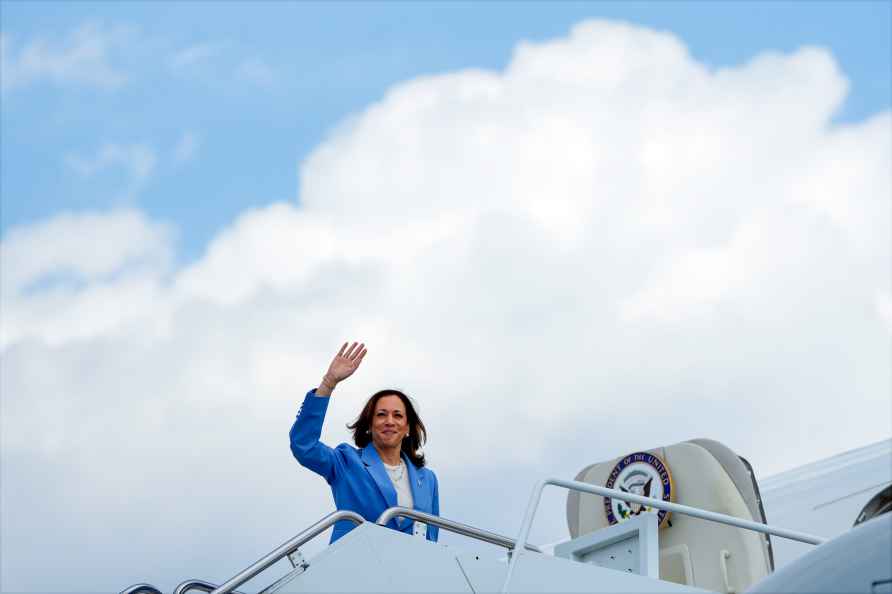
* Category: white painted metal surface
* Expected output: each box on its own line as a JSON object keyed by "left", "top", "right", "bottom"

{"left": 503, "top": 550, "right": 713, "bottom": 594}
{"left": 760, "top": 438, "right": 892, "bottom": 568}
{"left": 554, "top": 512, "right": 660, "bottom": 578}
{"left": 502, "top": 477, "right": 827, "bottom": 594}
{"left": 266, "top": 522, "right": 708, "bottom": 594}
{"left": 269, "top": 523, "right": 471, "bottom": 593}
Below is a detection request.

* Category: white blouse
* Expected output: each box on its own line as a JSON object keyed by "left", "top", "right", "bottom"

{"left": 382, "top": 460, "right": 414, "bottom": 512}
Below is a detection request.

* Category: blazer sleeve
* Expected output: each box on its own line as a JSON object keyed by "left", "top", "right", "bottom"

{"left": 289, "top": 389, "right": 339, "bottom": 484}
{"left": 428, "top": 470, "right": 440, "bottom": 542}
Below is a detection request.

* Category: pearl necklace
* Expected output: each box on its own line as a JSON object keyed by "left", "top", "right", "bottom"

{"left": 384, "top": 461, "right": 405, "bottom": 483}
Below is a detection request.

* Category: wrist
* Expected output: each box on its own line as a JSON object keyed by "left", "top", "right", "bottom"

{"left": 317, "top": 374, "right": 338, "bottom": 396}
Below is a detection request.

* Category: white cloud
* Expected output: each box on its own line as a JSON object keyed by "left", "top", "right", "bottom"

{"left": 169, "top": 43, "right": 275, "bottom": 88}
{"left": 877, "top": 291, "right": 892, "bottom": 332}
{"left": 0, "top": 210, "right": 173, "bottom": 347}
{"left": 2, "top": 20, "right": 889, "bottom": 593}
{"left": 169, "top": 42, "right": 224, "bottom": 72}
{"left": 0, "top": 209, "right": 172, "bottom": 295}
{"left": 66, "top": 142, "right": 157, "bottom": 193}
{"left": 0, "top": 23, "right": 131, "bottom": 91}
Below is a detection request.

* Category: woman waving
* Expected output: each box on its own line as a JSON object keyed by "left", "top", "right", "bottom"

{"left": 289, "top": 342, "right": 440, "bottom": 543}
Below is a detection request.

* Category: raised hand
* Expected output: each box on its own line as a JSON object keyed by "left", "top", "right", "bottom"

{"left": 318, "top": 342, "right": 367, "bottom": 395}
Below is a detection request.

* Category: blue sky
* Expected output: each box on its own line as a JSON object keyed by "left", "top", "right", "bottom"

{"left": 2, "top": 3, "right": 890, "bottom": 592}
{"left": 2, "top": 1, "right": 890, "bottom": 261}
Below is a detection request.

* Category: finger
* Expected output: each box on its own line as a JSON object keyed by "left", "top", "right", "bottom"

{"left": 355, "top": 347, "right": 367, "bottom": 364}
{"left": 350, "top": 343, "right": 365, "bottom": 360}
{"left": 337, "top": 342, "right": 348, "bottom": 357}
{"left": 344, "top": 342, "right": 358, "bottom": 358}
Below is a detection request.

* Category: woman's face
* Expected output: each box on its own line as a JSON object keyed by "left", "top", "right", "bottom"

{"left": 370, "top": 395, "right": 408, "bottom": 450}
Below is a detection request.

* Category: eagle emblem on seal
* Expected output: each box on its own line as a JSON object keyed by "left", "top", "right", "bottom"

{"left": 604, "top": 451, "right": 674, "bottom": 528}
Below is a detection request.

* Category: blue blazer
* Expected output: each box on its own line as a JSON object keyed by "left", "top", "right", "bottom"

{"left": 289, "top": 389, "right": 440, "bottom": 543}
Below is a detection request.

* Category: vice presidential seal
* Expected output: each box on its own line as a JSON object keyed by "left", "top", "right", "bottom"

{"left": 604, "top": 451, "right": 673, "bottom": 528}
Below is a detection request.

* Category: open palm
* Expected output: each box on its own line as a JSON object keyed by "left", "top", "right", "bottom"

{"left": 325, "top": 342, "right": 367, "bottom": 383}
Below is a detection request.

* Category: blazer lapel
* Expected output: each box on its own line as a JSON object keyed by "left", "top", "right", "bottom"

{"left": 361, "top": 444, "right": 398, "bottom": 509}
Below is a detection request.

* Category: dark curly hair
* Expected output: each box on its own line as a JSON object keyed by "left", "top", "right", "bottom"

{"left": 347, "top": 389, "right": 427, "bottom": 468}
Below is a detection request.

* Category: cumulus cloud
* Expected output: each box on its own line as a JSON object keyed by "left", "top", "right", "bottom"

{"left": 0, "top": 210, "right": 174, "bottom": 347}
{"left": 2, "top": 20, "right": 889, "bottom": 593}
{"left": 877, "top": 291, "right": 892, "bottom": 332}
{"left": 0, "top": 22, "right": 131, "bottom": 91}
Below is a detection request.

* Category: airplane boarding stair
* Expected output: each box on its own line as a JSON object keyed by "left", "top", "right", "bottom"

{"left": 121, "top": 439, "right": 857, "bottom": 594}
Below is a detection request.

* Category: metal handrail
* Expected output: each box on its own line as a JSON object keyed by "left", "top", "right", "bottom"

{"left": 376, "top": 506, "right": 544, "bottom": 553}
{"left": 119, "top": 585, "right": 162, "bottom": 594}
{"left": 501, "top": 477, "right": 830, "bottom": 593}
{"left": 174, "top": 579, "right": 249, "bottom": 594}
{"left": 209, "top": 509, "right": 364, "bottom": 594}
